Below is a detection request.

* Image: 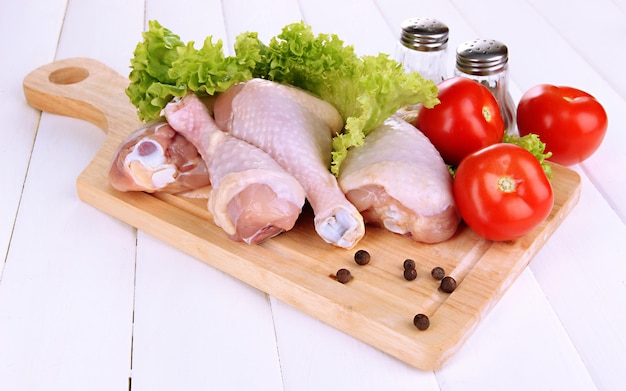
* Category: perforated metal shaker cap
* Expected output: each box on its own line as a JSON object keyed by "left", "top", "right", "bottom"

{"left": 399, "top": 17, "right": 449, "bottom": 52}
{"left": 456, "top": 39, "right": 509, "bottom": 75}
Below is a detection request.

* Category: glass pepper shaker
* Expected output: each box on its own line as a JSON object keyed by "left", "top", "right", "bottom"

{"left": 394, "top": 17, "right": 449, "bottom": 83}
{"left": 455, "top": 39, "right": 517, "bottom": 134}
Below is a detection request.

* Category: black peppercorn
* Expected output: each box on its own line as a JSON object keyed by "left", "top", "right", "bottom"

{"left": 354, "top": 249, "right": 371, "bottom": 265}
{"left": 431, "top": 266, "right": 445, "bottom": 280}
{"left": 403, "top": 268, "right": 417, "bottom": 281}
{"left": 440, "top": 276, "right": 457, "bottom": 293}
{"left": 413, "top": 313, "right": 430, "bottom": 330}
{"left": 403, "top": 258, "right": 416, "bottom": 270}
{"left": 336, "top": 268, "right": 352, "bottom": 284}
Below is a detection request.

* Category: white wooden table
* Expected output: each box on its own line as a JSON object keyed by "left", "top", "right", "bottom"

{"left": 2, "top": 0, "right": 625, "bottom": 390}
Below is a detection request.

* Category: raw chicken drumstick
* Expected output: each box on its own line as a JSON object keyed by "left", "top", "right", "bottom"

{"left": 338, "top": 116, "right": 460, "bottom": 244}
{"left": 214, "top": 79, "right": 365, "bottom": 249}
{"left": 108, "top": 120, "right": 211, "bottom": 193}
{"left": 164, "top": 92, "right": 306, "bottom": 244}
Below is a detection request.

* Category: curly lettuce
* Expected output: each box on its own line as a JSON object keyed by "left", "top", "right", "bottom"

{"left": 126, "top": 21, "right": 185, "bottom": 121}
{"left": 126, "top": 20, "right": 253, "bottom": 121}
{"left": 126, "top": 20, "right": 439, "bottom": 175}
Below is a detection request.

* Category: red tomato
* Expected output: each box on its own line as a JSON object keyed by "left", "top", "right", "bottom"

{"left": 517, "top": 84, "right": 608, "bottom": 166}
{"left": 453, "top": 143, "right": 554, "bottom": 241}
{"left": 416, "top": 77, "right": 505, "bottom": 166}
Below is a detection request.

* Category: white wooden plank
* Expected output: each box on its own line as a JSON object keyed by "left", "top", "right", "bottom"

{"left": 0, "top": 0, "right": 142, "bottom": 389}
{"left": 530, "top": 170, "right": 626, "bottom": 391}
{"left": 523, "top": 0, "right": 626, "bottom": 224}
{"left": 0, "top": 115, "right": 136, "bottom": 391}
{"left": 527, "top": 0, "right": 626, "bottom": 98}
{"left": 127, "top": 2, "right": 284, "bottom": 389}
{"left": 221, "top": 0, "right": 303, "bottom": 49}
{"left": 439, "top": 269, "right": 598, "bottom": 390}
{"left": 298, "top": 0, "right": 396, "bottom": 56}
{"left": 130, "top": 232, "right": 284, "bottom": 391}
{"left": 271, "top": 296, "right": 441, "bottom": 391}
{"left": 56, "top": 0, "right": 144, "bottom": 75}
{"left": 0, "top": 0, "right": 66, "bottom": 276}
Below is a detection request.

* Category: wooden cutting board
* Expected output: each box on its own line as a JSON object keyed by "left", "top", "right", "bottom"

{"left": 23, "top": 57, "right": 582, "bottom": 370}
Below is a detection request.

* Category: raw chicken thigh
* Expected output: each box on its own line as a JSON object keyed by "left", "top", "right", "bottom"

{"left": 108, "top": 120, "right": 210, "bottom": 193}
{"left": 164, "top": 93, "right": 306, "bottom": 244}
{"left": 338, "top": 116, "right": 460, "bottom": 244}
{"left": 214, "top": 79, "right": 365, "bottom": 249}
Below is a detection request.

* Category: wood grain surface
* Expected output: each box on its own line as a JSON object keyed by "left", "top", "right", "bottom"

{"left": 22, "top": 57, "right": 582, "bottom": 370}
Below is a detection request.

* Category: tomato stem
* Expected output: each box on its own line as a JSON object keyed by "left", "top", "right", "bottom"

{"left": 498, "top": 176, "right": 517, "bottom": 193}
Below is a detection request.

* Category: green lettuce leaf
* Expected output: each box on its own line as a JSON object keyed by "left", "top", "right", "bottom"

{"left": 126, "top": 21, "right": 253, "bottom": 121}
{"left": 170, "top": 37, "right": 253, "bottom": 96}
{"left": 330, "top": 54, "right": 439, "bottom": 174}
{"left": 126, "top": 21, "right": 186, "bottom": 121}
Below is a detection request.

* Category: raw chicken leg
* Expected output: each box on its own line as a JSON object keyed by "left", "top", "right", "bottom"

{"left": 164, "top": 92, "right": 306, "bottom": 244}
{"left": 108, "top": 120, "right": 210, "bottom": 193}
{"left": 338, "top": 116, "right": 460, "bottom": 244}
{"left": 214, "top": 79, "right": 365, "bottom": 249}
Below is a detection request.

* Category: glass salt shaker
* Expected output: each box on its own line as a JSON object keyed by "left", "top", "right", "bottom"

{"left": 455, "top": 39, "right": 517, "bottom": 134}
{"left": 394, "top": 17, "right": 449, "bottom": 83}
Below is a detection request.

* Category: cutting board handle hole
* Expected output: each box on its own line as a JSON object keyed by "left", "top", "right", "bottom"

{"left": 49, "top": 67, "right": 89, "bottom": 85}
